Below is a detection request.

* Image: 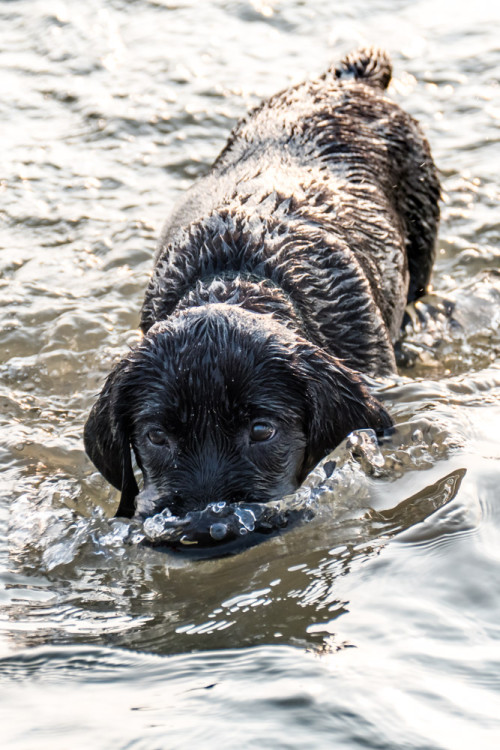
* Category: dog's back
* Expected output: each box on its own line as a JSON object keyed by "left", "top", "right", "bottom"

{"left": 85, "top": 49, "right": 439, "bottom": 522}
{"left": 141, "top": 48, "right": 440, "bottom": 376}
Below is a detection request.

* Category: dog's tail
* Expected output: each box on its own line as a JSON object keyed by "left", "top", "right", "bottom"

{"left": 334, "top": 47, "right": 392, "bottom": 90}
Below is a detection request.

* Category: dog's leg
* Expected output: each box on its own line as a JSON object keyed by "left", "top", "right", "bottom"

{"left": 395, "top": 294, "right": 458, "bottom": 368}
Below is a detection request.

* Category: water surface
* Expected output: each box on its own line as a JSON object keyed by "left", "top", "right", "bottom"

{"left": 1, "top": 1, "right": 500, "bottom": 748}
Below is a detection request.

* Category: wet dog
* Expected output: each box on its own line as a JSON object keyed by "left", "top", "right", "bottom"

{"left": 84, "top": 48, "right": 440, "bottom": 524}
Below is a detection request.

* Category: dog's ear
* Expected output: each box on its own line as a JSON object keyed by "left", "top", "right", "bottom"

{"left": 84, "top": 359, "right": 138, "bottom": 518}
{"left": 294, "top": 344, "right": 392, "bottom": 469}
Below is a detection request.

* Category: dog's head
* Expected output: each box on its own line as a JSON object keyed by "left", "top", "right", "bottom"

{"left": 84, "top": 305, "right": 391, "bottom": 519}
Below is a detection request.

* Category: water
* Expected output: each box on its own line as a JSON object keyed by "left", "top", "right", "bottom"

{"left": 1, "top": 0, "right": 500, "bottom": 747}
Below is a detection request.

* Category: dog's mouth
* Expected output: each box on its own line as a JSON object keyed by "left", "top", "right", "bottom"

{"left": 139, "top": 497, "right": 309, "bottom": 554}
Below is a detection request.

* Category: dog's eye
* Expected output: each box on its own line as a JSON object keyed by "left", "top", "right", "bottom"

{"left": 249, "top": 421, "right": 276, "bottom": 442}
{"left": 147, "top": 428, "right": 168, "bottom": 446}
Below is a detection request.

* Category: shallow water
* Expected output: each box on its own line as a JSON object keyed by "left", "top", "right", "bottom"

{"left": 1, "top": 0, "right": 500, "bottom": 747}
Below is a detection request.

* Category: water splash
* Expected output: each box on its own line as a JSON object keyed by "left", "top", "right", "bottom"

{"left": 6, "top": 414, "right": 461, "bottom": 570}
{"left": 138, "top": 417, "right": 460, "bottom": 551}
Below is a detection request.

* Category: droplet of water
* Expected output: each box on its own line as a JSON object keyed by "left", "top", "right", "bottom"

{"left": 209, "top": 501, "right": 227, "bottom": 515}
{"left": 210, "top": 523, "right": 228, "bottom": 540}
{"left": 143, "top": 511, "right": 176, "bottom": 541}
{"left": 235, "top": 507, "right": 256, "bottom": 532}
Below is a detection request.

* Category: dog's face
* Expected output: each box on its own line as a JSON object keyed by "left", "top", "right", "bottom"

{"left": 126, "top": 310, "right": 309, "bottom": 518}
{"left": 84, "top": 305, "right": 391, "bottom": 519}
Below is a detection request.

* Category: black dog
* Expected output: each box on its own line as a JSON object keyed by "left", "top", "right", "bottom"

{"left": 84, "top": 48, "right": 440, "bottom": 526}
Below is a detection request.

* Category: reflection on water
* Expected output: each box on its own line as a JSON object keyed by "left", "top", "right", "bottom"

{"left": 1, "top": 0, "right": 500, "bottom": 748}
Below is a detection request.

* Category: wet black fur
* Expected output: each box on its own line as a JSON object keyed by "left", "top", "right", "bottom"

{"left": 84, "top": 48, "right": 440, "bottom": 519}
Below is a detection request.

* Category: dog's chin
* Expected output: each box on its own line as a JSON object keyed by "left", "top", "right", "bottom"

{"left": 133, "top": 484, "right": 305, "bottom": 552}
{"left": 132, "top": 485, "right": 260, "bottom": 521}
